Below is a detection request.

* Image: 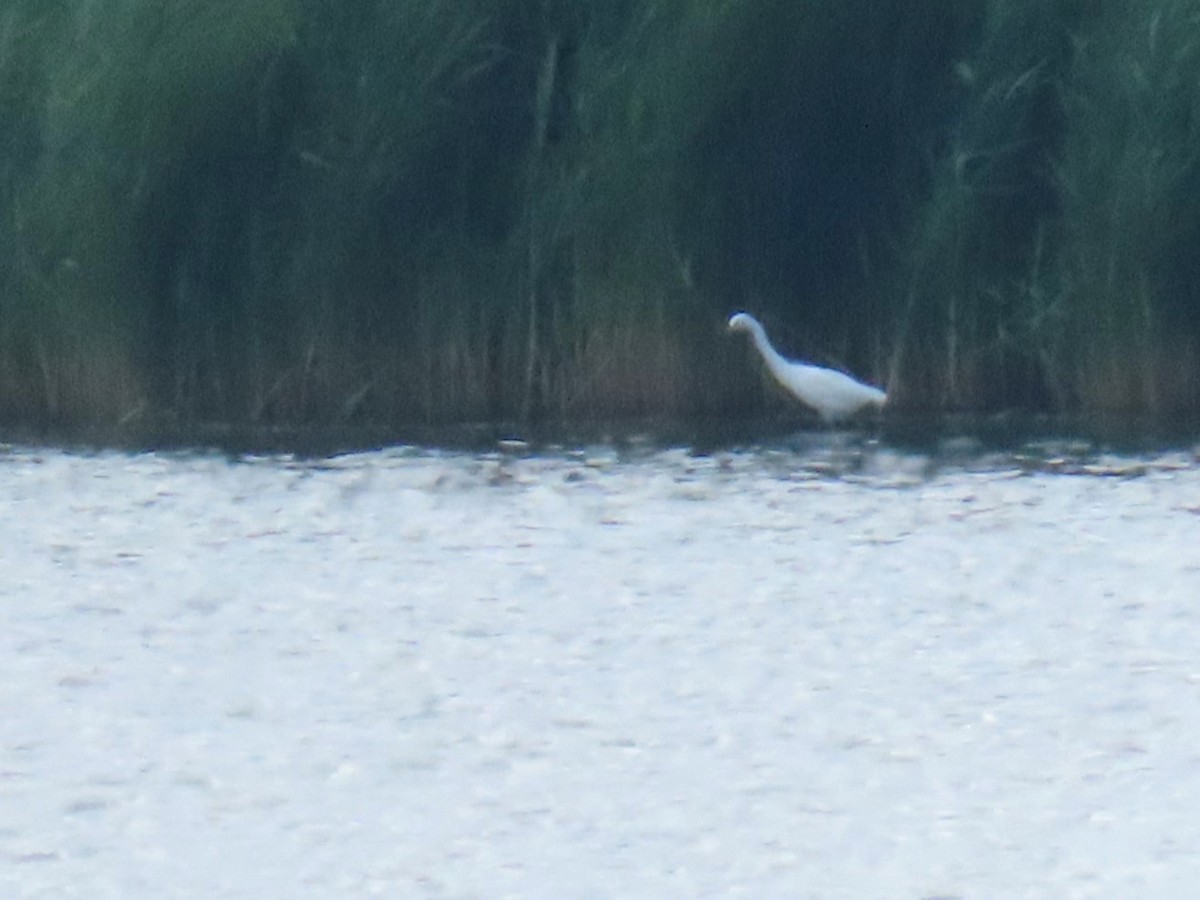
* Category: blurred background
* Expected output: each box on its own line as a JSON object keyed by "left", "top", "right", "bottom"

{"left": 1, "top": 0, "right": 1197, "bottom": 429}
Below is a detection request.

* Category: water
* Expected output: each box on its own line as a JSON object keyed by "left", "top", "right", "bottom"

{"left": 2, "top": 431, "right": 1200, "bottom": 898}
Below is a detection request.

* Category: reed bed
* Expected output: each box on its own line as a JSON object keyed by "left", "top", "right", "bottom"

{"left": 0, "top": 0, "right": 1196, "bottom": 430}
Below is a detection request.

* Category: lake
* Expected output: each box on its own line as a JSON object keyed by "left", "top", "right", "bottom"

{"left": 2, "top": 427, "right": 1199, "bottom": 898}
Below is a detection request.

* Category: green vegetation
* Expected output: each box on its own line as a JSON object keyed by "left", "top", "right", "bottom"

{"left": 1, "top": 0, "right": 1197, "bottom": 430}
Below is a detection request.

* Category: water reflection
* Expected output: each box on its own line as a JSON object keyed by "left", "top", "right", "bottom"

{"left": 2, "top": 415, "right": 1199, "bottom": 896}
{"left": 2, "top": 411, "right": 1198, "bottom": 473}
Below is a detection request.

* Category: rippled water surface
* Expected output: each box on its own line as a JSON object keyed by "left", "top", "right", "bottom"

{"left": 2, "top": 434, "right": 1200, "bottom": 898}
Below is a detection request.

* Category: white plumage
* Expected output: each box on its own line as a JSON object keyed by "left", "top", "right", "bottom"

{"left": 728, "top": 312, "right": 887, "bottom": 422}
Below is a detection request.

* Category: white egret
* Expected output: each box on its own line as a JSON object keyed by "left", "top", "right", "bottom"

{"left": 728, "top": 312, "right": 887, "bottom": 422}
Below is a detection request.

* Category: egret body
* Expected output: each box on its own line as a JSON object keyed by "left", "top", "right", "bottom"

{"left": 728, "top": 312, "right": 886, "bottom": 422}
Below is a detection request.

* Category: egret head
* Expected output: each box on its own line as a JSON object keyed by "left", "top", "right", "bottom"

{"left": 727, "top": 312, "right": 754, "bottom": 333}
